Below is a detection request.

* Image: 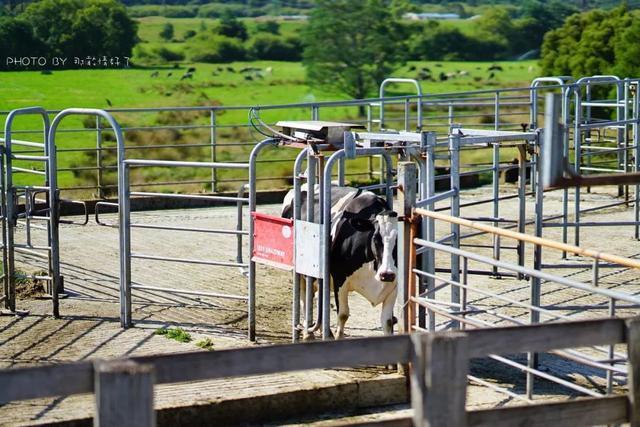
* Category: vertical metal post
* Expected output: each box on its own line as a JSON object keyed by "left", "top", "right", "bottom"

{"left": 448, "top": 103, "right": 454, "bottom": 126}
{"left": 404, "top": 98, "right": 410, "bottom": 131}
{"left": 248, "top": 138, "right": 278, "bottom": 341}
{"left": 491, "top": 142, "right": 500, "bottom": 276}
{"left": 235, "top": 184, "right": 247, "bottom": 265}
{"left": 461, "top": 257, "right": 468, "bottom": 330}
{"left": 530, "top": 87, "right": 538, "bottom": 194}
{"left": 4, "top": 138, "right": 15, "bottom": 313}
{"left": 449, "top": 133, "right": 461, "bottom": 329}
{"left": 527, "top": 134, "right": 545, "bottom": 399}
{"left": 0, "top": 146, "right": 7, "bottom": 310}
{"left": 47, "top": 120, "right": 61, "bottom": 319}
{"left": 607, "top": 296, "right": 616, "bottom": 395}
{"left": 397, "top": 161, "right": 416, "bottom": 334}
{"left": 291, "top": 148, "right": 308, "bottom": 342}
{"left": 623, "top": 81, "right": 630, "bottom": 203}
{"left": 210, "top": 110, "right": 217, "bottom": 193}
{"left": 616, "top": 81, "right": 625, "bottom": 198}
{"left": 96, "top": 116, "right": 104, "bottom": 199}
{"left": 367, "top": 104, "right": 374, "bottom": 180}
{"left": 492, "top": 93, "right": 501, "bottom": 276}
{"left": 561, "top": 86, "right": 571, "bottom": 257}
{"left": 424, "top": 133, "right": 436, "bottom": 331}
{"left": 574, "top": 88, "right": 582, "bottom": 247}
{"left": 321, "top": 150, "right": 366, "bottom": 340}
{"left": 517, "top": 145, "right": 527, "bottom": 274}
{"left": 634, "top": 81, "right": 640, "bottom": 240}
{"left": 120, "top": 163, "right": 132, "bottom": 328}
{"left": 305, "top": 154, "right": 317, "bottom": 334}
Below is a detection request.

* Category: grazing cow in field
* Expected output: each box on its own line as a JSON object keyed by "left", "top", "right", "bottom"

{"left": 281, "top": 186, "right": 398, "bottom": 339}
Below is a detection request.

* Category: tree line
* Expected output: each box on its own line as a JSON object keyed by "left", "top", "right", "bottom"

{"left": 304, "top": 0, "right": 640, "bottom": 103}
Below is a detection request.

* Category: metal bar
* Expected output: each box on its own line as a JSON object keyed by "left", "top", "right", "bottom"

{"left": 248, "top": 138, "right": 279, "bottom": 341}
{"left": 415, "top": 189, "right": 457, "bottom": 208}
{"left": 543, "top": 221, "right": 640, "bottom": 227}
{"left": 130, "top": 192, "right": 247, "bottom": 203}
{"left": 123, "top": 159, "right": 249, "bottom": 169}
{"left": 130, "top": 223, "right": 247, "bottom": 235}
{"left": 11, "top": 155, "right": 49, "bottom": 162}
{"left": 131, "top": 253, "right": 248, "bottom": 268}
{"left": 130, "top": 285, "right": 247, "bottom": 301}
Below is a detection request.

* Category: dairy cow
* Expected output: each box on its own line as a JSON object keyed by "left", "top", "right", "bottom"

{"left": 282, "top": 186, "right": 398, "bottom": 339}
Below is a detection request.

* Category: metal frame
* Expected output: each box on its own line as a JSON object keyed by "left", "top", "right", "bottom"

{"left": 119, "top": 158, "right": 253, "bottom": 330}
{"left": 2, "top": 107, "right": 60, "bottom": 317}
{"left": 379, "top": 78, "right": 423, "bottom": 131}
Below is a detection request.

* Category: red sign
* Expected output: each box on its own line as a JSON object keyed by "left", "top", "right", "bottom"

{"left": 251, "top": 212, "right": 294, "bottom": 270}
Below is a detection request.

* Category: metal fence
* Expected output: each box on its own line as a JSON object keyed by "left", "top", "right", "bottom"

{"left": 397, "top": 151, "right": 640, "bottom": 402}
{"left": 0, "top": 78, "right": 540, "bottom": 199}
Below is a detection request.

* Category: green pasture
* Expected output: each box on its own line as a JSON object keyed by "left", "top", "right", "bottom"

{"left": 0, "top": 58, "right": 540, "bottom": 196}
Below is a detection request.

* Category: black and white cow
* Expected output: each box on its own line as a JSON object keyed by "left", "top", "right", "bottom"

{"left": 282, "top": 186, "right": 398, "bottom": 339}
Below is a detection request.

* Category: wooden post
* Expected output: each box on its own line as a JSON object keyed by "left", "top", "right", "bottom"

{"left": 411, "top": 332, "right": 469, "bottom": 427}
{"left": 627, "top": 318, "right": 640, "bottom": 427}
{"left": 397, "top": 162, "right": 417, "bottom": 335}
{"left": 94, "top": 360, "right": 155, "bottom": 427}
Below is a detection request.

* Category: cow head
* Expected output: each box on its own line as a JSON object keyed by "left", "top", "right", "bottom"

{"left": 350, "top": 210, "right": 398, "bottom": 283}
{"left": 372, "top": 211, "right": 399, "bottom": 282}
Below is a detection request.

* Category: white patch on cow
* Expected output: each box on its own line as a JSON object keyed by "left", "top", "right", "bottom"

{"left": 374, "top": 213, "right": 398, "bottom": 282}
{"left": 344, "top": 262, "right": 396, "bottom": 307}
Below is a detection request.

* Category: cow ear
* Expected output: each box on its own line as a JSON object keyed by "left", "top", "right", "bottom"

{"left": 349, "top": 217, "right": 375, "bottom": 232}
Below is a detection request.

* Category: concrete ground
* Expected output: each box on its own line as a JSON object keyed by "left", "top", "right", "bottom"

{"left": 1, "top": 182, "right": 639, "bottom": 425}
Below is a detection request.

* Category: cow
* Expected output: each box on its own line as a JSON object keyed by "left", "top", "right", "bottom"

{"left": 281, "top": 186, "right": 398, "bottom": 339}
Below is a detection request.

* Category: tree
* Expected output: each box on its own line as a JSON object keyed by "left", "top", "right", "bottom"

{"left": 22, "top": 0, "right": 138, "bottom": 61}
{"left": 540, "top": 5, "right": 635, "bottom": 77}
{"left": 249, "top": 33, "right": 301, "bottom": 61}
{"left": 254, "top": 20, "right": 279, "bottom": 35}
{"left": 215, "top": 10, "right": 248, "bottom": 41}
{"left": 160, "top": 22, "right": 174, "bottom": 41}
{"left": 302, "top": 0, "right": 404, "bottom": 114}
{"left": 0, "top": 17, "right": 45, "bottom": 69}
{"left": 186, "top": 33, "right": 246, "bottom": 63}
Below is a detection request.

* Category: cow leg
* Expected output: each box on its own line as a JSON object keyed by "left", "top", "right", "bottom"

{"left": 380, "top": 286, "right": 398, "bottom": 336}
{"left": 299, "top": 280, "right": 315, "bottom": 340}
{"left": 335, "top": 285, "right": 350, "bottom": 339}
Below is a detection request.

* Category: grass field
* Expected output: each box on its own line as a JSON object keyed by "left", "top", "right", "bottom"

{"left": 0, "top": 58, "right": 539, "bottom": 195}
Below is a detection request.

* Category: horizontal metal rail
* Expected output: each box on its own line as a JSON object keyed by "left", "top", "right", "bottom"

{"left": 130, "top": 285, "right": 247, "bottom": 301}
{"left": 130, "top": 192, "right": 247, "bottom": 203}
{"left": 123, "top": 159, "right": 249, "bottom": 169}
{"left": 130, "top": 223, "right": 248, "bottom": 235}
{"left": 131, "top": 253, "right": 247, "bottom": 268}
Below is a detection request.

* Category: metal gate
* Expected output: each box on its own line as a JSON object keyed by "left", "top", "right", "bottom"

{"left": 1, "top": 107, "right": 61, "bottom": 317}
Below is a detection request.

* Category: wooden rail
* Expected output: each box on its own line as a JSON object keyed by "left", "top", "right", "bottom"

{"left": 0, "top": 318, "right": 638, "bottom": 427}
{"left": 414, "top": 208, "right": 640, "bottom": 269}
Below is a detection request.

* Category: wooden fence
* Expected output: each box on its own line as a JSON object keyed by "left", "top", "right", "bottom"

{"left": 1, "top": 317, "right": 639, "bottom": 427}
